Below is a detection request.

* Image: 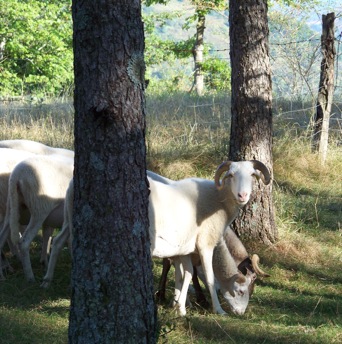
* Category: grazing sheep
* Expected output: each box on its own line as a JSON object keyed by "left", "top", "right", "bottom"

{"left": 157, "top": 226, "right": 270, "bottom": 315}
{"left": 148, "top": 160, "right": 271, "bottom": 315}
{"left": 0, "top": 154, "right": 73, "bottom": 282}
{"left": 196, "top": 227, "right": 270, "bottom": 315}
{"left": 0, "top": 139, "right": 74, "bottom": 158}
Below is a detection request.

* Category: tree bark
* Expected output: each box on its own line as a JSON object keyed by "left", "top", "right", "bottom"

{"left": 69, "top": 1, "right": 157, "bottom": 343}
{"left": 312, "top": 13, "right": 335, "bottom": 165}
{"left": 229, "top": 0, "right": 277, "bottom": 244}
{"left": 193, "top": 12, "right": 205, "bottom": 96}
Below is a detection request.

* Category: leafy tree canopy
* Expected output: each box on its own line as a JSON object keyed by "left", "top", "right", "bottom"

{"left": 0, "top": 0, "right": 73, "bottom": 97}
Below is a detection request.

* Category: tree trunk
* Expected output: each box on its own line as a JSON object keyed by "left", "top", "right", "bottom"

{"left": 193, "top": 12, "right": 205, "bottom": 96}
{"left": 312, "top": 13, "right": 335, "bottom": 165}
{"left": 69, "top": 1, "right": 157, "bottom": 343}
{"left": 229, "top": 0, "right": 277, "bottom": 244}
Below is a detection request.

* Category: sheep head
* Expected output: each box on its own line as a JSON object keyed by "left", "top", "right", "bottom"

{"left": 220, "top": 270, "right": 256, "bottom": 316}
{"left": 214, "top": 160, "right": 271, "bottom": 205}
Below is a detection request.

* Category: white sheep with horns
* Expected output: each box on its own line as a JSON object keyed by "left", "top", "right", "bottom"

{"left": 149, "top": 170, "right": 270, "bottom": 315}
{"left": 148, "top": 160, "right": 271, "bottom": 315}
{"left": 0, "top": 154, "right": 73, "bottom": 282}
{"left": 195, "top": 227, "right": 270, "bottom": 315}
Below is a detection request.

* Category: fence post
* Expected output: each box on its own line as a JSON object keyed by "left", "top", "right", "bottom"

{"left": 312, "top": 12, "right": 335, "bottom": 164}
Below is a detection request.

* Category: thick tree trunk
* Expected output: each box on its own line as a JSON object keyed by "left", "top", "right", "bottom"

{"left": 193, "top": 12, "right": 205, "bottom": 96}
{"left": 229, "top": 0, "right": 277, "bottom": 244}
{"left": 69, "top": 1, "right": 156, "bottom": 343}
{"left": 312, "top": 13, "right": 335, "bottom": 165}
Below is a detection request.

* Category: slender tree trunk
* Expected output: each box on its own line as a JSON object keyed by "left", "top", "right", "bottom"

{"left": 193, "top": 12, "right": 205, "bottom": 96}
{"left": 312, "top": 13, "right": 335, "bottom": 165}
{"left": 69, "top": 1, "right": 157, "bottom": 342}
{"left": 229, "top": 0, "right": 277, "bottom": 244}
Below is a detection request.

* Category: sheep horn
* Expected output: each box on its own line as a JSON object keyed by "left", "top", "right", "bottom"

{"left": 250, "top": 160, "right": 271, "bottom": 185}
{"left": 251, "top": 254, "right": 270, "bottom": 277}
{"left": 214, "top": 161, "right": 232, "bottom": 190}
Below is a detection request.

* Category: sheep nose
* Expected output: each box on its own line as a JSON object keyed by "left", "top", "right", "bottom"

{"left": 238, "top": 192, "right": 248, "bottom": 202}
{"left": 233, "top": 308, "right": 245, "bottom": 316}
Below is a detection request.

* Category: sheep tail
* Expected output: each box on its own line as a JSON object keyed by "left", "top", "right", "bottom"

{"left": 10, "top": 180, "right": 22, "bottom": 245}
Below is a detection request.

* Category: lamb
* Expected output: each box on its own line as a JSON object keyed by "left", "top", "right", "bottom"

{"left": 0, "top": 154, "right": 73, "bottom": 282}
{"left": 0, "top": 139, "right": 74, "bottom": 158}
{"left": 148, "top": 160, "right": 271, "bottom": 315}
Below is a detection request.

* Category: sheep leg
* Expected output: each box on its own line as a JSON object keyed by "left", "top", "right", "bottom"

{"left": 18, "top": 218, "right": 45, "bottom": 282}
{"left": 173, "top": 255, "right": 193, "bottom": 316}
{"left": 199, "top": 248, "right": 226, "bottom": 315}
{"left": 40, "top": 226, "right": 55, "bottom": 268}
{"left": 155, "top": 258, "right": 171, "bottom": 302}
{"left": 173, "top": 257, "right": 183, "bottom": 307}
{"left": 41, "top": 223, "right": 70, "bottom": 289}
{"left": 192, "top": 266, "right": 209, "bottom": 307}
{"left": 0, "top": 222, "right": 11, "bottom": 279}
{"left": 6, "top": 225, "right": 27, "bottom": 257}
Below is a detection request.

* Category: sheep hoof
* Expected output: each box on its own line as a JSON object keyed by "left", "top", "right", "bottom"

{"left": 40, "top": 280, "right": 50, "bottom": 289}
{"left": 178, "top": 308, "right": 187, "bottom": 317}
{"left": 214, "top": 308, "right": 227, "bottom": 315}
{"left": 174, "top": 304, "right": 187, "bottom": 316}
{"left": 26, "top": 276, "right": 36, "bottom": 283}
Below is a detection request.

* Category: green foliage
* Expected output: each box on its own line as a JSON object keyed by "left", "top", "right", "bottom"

{"left": 0, "top": 0, "right": 73, "bottom": 97}
{"left": 270, "top": 0, "right": 319, "bottom": 9}
{"left": 202, "top": 57, "right": 231, "bottom": 92}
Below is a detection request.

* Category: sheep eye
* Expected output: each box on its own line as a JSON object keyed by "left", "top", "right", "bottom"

{"left": 237, "top": 290, "right": 244, "bottom": 296}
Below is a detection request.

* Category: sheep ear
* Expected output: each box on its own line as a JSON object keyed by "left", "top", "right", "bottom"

{"left": 253, "top": 170, "right": 262, "bottom": 181}
{"left": 246, "top": 268, "right": 257, "bottom": 283}
{"left": 250, "top": 160, "right": 271, "bottom": 185}
{"left": 226, "top": 273, "right": 240, "bottom": 296}
{"left": 214, "top": 161, "right": 232, "bottom": 190}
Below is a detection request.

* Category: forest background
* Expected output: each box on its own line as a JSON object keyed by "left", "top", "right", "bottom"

{"left": 1, "top": 0, "right": 342, "bottom": 102}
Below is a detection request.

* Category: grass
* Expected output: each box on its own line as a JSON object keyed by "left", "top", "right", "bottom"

{"left": 0, "top": 93, "right": 341, "bottom": 343}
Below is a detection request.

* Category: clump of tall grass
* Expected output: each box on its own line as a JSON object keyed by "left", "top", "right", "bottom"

{"left": 267, "top": 122, "right": 342, "bottom": 287}
{"left": 0, "top": 100, "right": 74, "bottom": 150}
{"left": 146, "top": 92, "right": 231, "bottom": 179}
{"left": 273, "top": 123, "right": 342, "bottom": 197}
